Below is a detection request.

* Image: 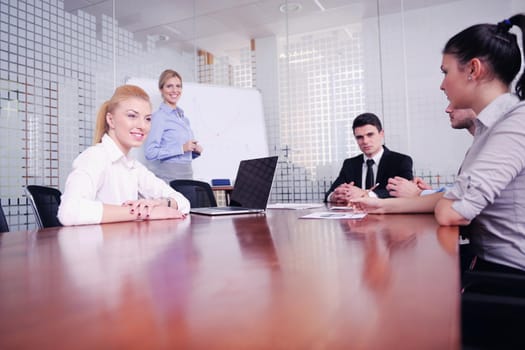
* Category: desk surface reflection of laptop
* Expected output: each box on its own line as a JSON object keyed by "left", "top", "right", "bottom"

{"left": 190, "top": 156, "right": 278, "bottom": 216}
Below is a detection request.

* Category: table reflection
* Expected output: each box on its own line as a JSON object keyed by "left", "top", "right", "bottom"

{"left": 0, "top": 211, "right": 460, "bottom": 349}
{"left": 233, "top": 216, "right": 279, "bottom": 267}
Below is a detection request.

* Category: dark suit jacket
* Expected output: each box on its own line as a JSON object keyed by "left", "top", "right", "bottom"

{"left": 324, "top": 146, "right": 413, "bottom": 201}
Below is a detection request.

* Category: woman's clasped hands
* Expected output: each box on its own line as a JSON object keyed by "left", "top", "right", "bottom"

{"left": 122, "top": 198, "right": 186, "bottom": 220}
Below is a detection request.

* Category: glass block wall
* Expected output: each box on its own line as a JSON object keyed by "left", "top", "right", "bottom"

{"left": 2, "top": 0, "right": 517, "bottom": 230}
{"left": 0, "top": 0, "right": 263, "bottom": 231}
{"left": 0, "top": 0, "right": 195, "bottom": 231}
{"left": 198, "top": 47, "right": 256, "bottom": 88}
{"left": 1, "top": 0, "right": 100, "bottom": 230}
{"left": 197, "top": 26, "right": 366, "bottom": 204}
{"left": 272, "top": 27, "right": 365, "bottom": 203}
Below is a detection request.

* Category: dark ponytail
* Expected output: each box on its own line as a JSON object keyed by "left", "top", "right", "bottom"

{"left": 507, "top": 14, "right": 525, "bottom": 100}
{"left": 443, "top": 13, "right": 525, "bottom": 100}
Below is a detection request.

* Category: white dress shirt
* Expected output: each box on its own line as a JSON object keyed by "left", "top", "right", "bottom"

{"left": 361, "top": 147, "right": 384, "bottom": 189}
{"left": 58, "top": 134, "right": 190, "bottom": 226}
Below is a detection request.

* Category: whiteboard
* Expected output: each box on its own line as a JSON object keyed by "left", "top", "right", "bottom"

{"left": 126, "top": 78, "right": 269, "bottom": 183}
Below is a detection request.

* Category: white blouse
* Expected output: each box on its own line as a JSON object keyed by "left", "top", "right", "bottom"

{"left": 58, "top": 134, "right": 190, "bottom": 226}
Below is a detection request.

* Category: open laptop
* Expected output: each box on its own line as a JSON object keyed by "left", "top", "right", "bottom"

{"left": 190, "top": 156, "right": 278, "bottom": 216}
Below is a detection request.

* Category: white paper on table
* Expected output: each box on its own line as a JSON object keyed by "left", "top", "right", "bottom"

{"left": 329, "top": 206, "right": 355, "bottom": 210}
{"left": 267, "top": 203, "right": 325, "bottom": 210}
{"left": 300, "top": 211, "right": 367, "bottom": 219}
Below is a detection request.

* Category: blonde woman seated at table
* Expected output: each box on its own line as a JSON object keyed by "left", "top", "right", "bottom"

{"left": 58, "top": 85, "right": 190, "bottom": 226}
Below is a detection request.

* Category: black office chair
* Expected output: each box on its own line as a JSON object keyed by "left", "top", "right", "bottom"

{"left": 169, "top": 180, "right": 217, "bottom": 208}
{"left": 0, "top": 203, "right": 9, "bottom": 233}
{"left": 25, "top": 185, "right": 63, "bottom": 229}
{"left": 461, "top": 270, "right": 525, "bottom": 349}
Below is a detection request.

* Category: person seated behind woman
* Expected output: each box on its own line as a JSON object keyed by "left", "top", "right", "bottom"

{"left": 58, "top": 85, "right": 190, "bottom": 226}
{"left": 388, "top": 107, "right": 477, "bottom": 198}
{"left": 352, "top": 14, "right": 525, "bottom": 274}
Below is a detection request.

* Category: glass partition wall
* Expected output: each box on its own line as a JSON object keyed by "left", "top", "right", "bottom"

{"left": 1, "top": 0, "right": 523, "bottom": 230}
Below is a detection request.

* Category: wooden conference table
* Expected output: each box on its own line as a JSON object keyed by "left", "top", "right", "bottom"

{"left": 0, "top": 208, "right": 460, "bottom": 349}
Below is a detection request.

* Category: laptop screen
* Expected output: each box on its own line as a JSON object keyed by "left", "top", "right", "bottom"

{"left": 229, "top": 156, "right": 278, "bottom": 209}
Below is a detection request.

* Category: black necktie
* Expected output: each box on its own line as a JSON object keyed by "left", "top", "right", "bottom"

{"left": 365, "top": 159, "right": 375, "bottom": 189}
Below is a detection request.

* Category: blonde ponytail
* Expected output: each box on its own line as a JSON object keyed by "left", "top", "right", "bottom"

{"left": 93, "top": 101, "right": 110, "bottom": 144}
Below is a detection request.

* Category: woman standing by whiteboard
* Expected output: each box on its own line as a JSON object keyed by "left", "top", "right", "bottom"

{"left": 144, "top": 69, "right": 203, "bottom": 182}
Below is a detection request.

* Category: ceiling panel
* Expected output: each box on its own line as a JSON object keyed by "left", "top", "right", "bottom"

{"left": 63, "top": 0, "right": 460, "bottom": 55}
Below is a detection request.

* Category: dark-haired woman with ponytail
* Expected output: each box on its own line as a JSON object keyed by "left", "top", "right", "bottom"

{"left": 435, "top": 14, "right": 525, "bottom": 273}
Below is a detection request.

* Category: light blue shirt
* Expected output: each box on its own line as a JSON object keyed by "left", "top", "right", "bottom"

{"left": 144, "top": 102, "right": 199, "bottom": 164}
{"left": 420, "top": 186, "right": 447, "bottom": 196}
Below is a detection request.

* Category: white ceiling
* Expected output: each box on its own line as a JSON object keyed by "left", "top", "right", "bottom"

{"left": 63, "top": 0, "right": 458, "bottom": 55}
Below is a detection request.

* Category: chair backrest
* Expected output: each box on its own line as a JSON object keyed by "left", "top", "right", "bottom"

{"left": 462, "top": 270, "right": 525, "bottom": 348}
{"left": 169, "top": 180, "right": 217, "bottom": 208}
{"left": 0, "top": 203, "right": 9, "bottom": 233}
{"left": 25, "top": 185, "right": 63, "bottom": 229}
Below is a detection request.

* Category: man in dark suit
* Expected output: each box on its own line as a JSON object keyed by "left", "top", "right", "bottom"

{"left": 325, "top": 113, "right": 413, "bottom": 203}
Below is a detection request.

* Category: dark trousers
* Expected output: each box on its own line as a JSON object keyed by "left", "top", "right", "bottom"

{"left": 471, "top": 257, "right": 525, "bottom": 275}
{"left": 460, "top": 243, "right": 525, "bottom": 350}
{"left": 460, "top": 243, "right": 525, "bottom": 276}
